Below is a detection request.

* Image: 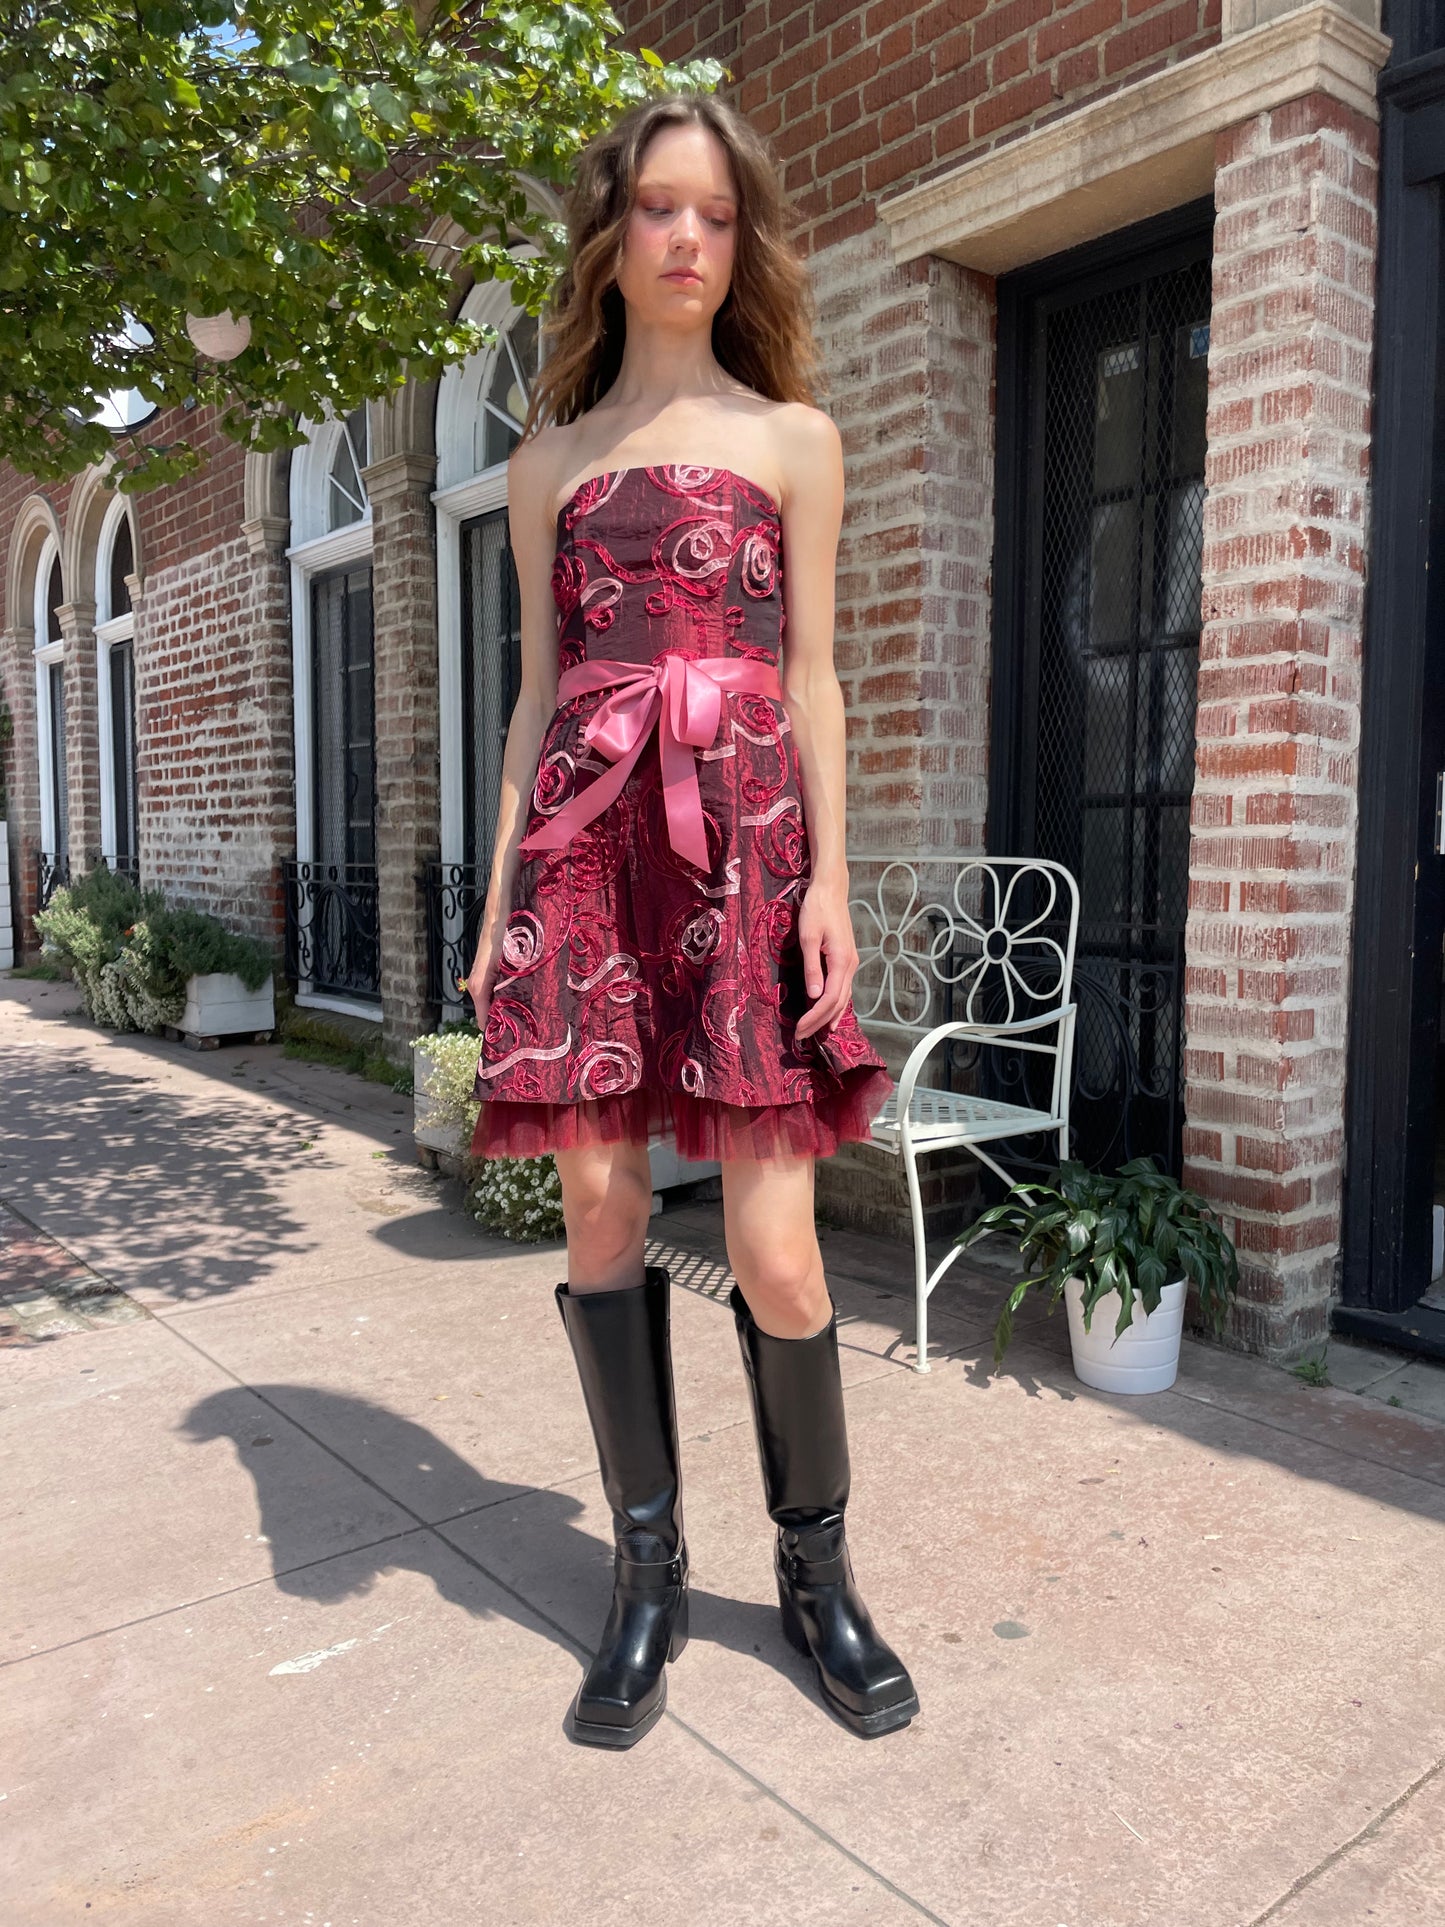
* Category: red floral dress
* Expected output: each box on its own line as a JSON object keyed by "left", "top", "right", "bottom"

{"left": 470, "top": 463, "right": 894, "bottom": 1162}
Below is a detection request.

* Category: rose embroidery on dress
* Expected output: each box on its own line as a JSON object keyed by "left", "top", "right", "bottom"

{"left": 472, "top": 465, "right": 893, "bottom": 1154}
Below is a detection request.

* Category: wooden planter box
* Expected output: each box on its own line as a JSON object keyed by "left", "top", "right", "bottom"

{"left": 411, "top": 1042, "right": 722, "bottom": 1197}
{"left": 174, "top": 971, "right": 275, "bottom": 1047}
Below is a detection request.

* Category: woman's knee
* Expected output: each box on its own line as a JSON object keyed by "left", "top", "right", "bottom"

{"left": 556, "top": 1146, "right": 653, "bottom": 1272}
{"left": 730, "top": 1238, "right": 830, "bottom": 1338}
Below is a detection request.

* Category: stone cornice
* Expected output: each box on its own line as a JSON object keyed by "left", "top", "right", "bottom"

{"left": 876, "top": 3, "right": 1391, "bottom": 275}
{"left": 360, "top": 451, "right": 439, "bottom": 505}
{"left": 241, "top": 513, "right": 289, "bottom": 559}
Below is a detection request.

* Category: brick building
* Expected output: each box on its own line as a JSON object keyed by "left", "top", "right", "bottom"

{"left": 8, "top": 0, "right": 1442, "bottom": 1363}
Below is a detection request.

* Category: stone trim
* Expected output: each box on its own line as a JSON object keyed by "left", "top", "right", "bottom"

{"left": 875, "top": 3, "right": 1390, "bottom": 275}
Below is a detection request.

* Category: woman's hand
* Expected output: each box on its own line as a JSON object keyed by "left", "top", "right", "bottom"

{"left": 465, "top": 929, "right": 503, "bottom": 1036}
{"left": 793, "top": 875, "right": 859, "bottom": 1041}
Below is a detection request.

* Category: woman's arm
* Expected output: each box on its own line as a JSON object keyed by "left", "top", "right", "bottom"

{"left": 773, "top": 406, "right": 860, "bottom": 1043}
{"left": 464, "top": 436, "right": 563, "bottom": 1030}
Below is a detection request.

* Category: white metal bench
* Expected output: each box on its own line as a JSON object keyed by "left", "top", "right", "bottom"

{"left": 848, "top": 857, "right": 1080, "bottom": 1372}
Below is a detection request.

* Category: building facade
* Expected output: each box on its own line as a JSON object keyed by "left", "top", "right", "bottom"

{"left": 4, "top": 0, "right": 1430, "bottom": 1362}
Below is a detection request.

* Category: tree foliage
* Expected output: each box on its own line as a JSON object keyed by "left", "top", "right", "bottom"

{"left": 0, "top": 0, "right": 723, "bottom": 489}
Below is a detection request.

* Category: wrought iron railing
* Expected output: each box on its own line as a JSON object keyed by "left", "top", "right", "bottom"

{"left": 36, "top": 850, "right": 70, "bottom": 912}
{"left": 282, "top": 858, "right": 381, "bottom": 1003}
{"left": 423, "top": 860, "right": 487, "bottom": 1016}
{"left": 103, "top": 851, "right": 140, "bottom": 885}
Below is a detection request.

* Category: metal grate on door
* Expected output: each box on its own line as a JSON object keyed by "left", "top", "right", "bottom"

{"left": 998, "top": 242, "right": 1212, "bottom": 1175}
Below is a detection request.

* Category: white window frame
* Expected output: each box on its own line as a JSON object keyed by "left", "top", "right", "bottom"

{"left": 94, "top": 494, "right": 137, "bottom": 867}
{"left": 432, "top": 269, "right": 539, "bottom": 1013}
{"left": 286, "top": 407, "right": 378, "bottom": 1020}
{"left": 33, "top": 536, "right": 65, "bottom": 859}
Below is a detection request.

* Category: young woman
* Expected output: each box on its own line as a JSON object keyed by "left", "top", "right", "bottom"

{"left": 465, "top": 91, "right": 919, "bottom": 1749}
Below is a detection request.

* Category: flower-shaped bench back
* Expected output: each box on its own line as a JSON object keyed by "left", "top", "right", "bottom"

{"left": 848, "top": 858, "right": 1081, "bottom": 1034}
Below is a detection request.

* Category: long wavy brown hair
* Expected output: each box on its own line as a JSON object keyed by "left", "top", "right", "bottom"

{"left": 519, "top": 93, "right": 823, "bottom": 436}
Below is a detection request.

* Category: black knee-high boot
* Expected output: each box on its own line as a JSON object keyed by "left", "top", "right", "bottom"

{"left": 729, "top": 1284, "right": 919, "bottom": 1738}
{"left": 555, "top": 1265, "right": 689, "bottom": 1748}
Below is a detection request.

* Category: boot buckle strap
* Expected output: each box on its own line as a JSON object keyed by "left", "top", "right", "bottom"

{"left": 616, "top": 1551, "right": 686, "bottom": 1590}
{"left": 777, "top": 1546, "right": 850, "bottom": 1586}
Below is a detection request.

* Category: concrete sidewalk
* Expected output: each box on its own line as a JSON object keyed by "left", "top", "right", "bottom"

{"left": 3, "top": 972, "right": 1445, "bottom": 1927}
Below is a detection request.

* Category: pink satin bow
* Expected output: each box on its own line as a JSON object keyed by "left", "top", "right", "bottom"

{"left": 518, "top": 653, "right": 784, "bottom": 871}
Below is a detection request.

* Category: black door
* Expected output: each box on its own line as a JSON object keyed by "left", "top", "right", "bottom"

{"left": 461, "top": 507, "right": 523, "bottom": 872}
{"left": 1339, "top": 20, "right": 1445, "bottom": 1343}
{"left": 309, "top": 564, "right": 380, "bottom": 999}
{"left": 109, "top": 639, "right": 138, "bottom": 877}
{"left": 993, "top": 210, "right": 1213, "bottom": 1175}
{"left": 424, "top": 508, "right": 523, "bottom": 1008}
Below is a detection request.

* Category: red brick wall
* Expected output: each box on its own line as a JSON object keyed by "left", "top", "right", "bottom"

{"left": 621, "top": 0, "right": 1222, "bottom": 253}
{"left": 135, "top": 532, "right": 293, "bottom": 946}
{"left": 1184, "top": 94, "right": 1378, "bottom": 1357}
{"left": 1, "top": 409, "right": 293, "bottom": 951}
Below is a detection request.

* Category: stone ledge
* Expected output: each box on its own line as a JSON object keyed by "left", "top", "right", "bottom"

{"left": 876, "top": 3, "right": 1391, "bottom": 276}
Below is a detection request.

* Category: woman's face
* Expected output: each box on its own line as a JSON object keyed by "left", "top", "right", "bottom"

{"left": 615, "top": 121, "right": 739, "bottom": 332}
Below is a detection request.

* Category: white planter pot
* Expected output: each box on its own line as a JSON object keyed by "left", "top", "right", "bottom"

{"left": 1064, "top": 1275, "right": 1187, "bottom": 1394}
{"left": 181, "top": 971, "right": 275, "bottom": 1038}
{"left": 413, "top": 1043, "right": 471, "bottom": 1158}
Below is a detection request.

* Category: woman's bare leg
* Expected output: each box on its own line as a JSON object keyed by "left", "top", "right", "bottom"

{"left": 554, "top": 1139, "right": 654, "bottom": 1292}
{"left": 720, "top": 1150, "right": 831, "bottom": 1338}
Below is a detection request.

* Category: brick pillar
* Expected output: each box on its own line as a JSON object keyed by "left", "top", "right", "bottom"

{"left": 1184, "top": 95, "right": 1379, "bottom": 1358}
{"left": 807, "top": 222, "right": 997, "bottom": 1238}
{"left": 0, "top": 624, "right": 41, "bottom": 952}
{"left": 57, "top": 600, "right": 102, "bottom": 873}
{"left": 232, "top": 523, "right": 296, "bottom": 954}
{"left": 364, "top": 451, "right": 441, "bottom": 1059}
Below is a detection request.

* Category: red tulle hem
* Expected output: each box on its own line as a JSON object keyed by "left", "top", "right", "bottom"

{"left": 469, "top": 1067, "right": 894, "bottom": 1164}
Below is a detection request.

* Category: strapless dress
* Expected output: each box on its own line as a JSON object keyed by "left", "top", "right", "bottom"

{"left": 470, "top": 462, "right": 894, "bottom": 1162}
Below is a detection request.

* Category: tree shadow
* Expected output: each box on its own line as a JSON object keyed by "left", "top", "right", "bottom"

{"left": 1, "top": 1031, "right": 319, "bottom": 1303}
{"left": 179, "top": 1384, "right": 813, "bottom": 1700}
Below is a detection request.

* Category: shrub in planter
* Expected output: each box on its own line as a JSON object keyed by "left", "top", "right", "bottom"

{"left": 467, "top": 1155, "right": 565, "bottom": 1243}
{"left": 957, "top": 1156, "right": 1239, "bottom": 1384}
{"left": 35, "top": 867, "right": 156, "bottom": 1023}
{"left": 412, "top": 1025, "right": 564, "bottom": 1242}
{"left": 412, "top": 1026, "right": 484, "bottom": 1140}
{"left": 36, "top": 870, "right": 275, "bottom": 1034}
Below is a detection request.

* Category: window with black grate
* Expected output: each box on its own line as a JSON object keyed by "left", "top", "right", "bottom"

{"left": 311, "top": 565, "right": 376, "bottom": 875}
{"left": 1002, "top": 246, "right": 1211, "bottom": 1174}
{"left": 109, "top": 639, "right": 137, "bottom": 867}
{"left": 461, "top": 508, "right": 522, "bottom": 872}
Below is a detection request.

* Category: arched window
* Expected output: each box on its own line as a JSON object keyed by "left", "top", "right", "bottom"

{"left": 91, "top": 313, "right": 160, "bottom": 432}
{"left": 479, "top": 310, "right": 537, "bottom": 473}
{"left": 45, "top": 555, "right": 62, "bottom": 643}
{"left": 285, "top": 404, "right": 380, "bottom": 1010}
{"left": 33, "top": 541, "right": 69, "bottom": 901}
{"left": 107, "top": 516, "right": 134, "bottom": 621}
{"left": 431, "top": 282, "right": 541, "bottom": 1012}
{"left": 96, "top": 501, "right": 139, "bottom": 879}
{"left": 327, "top": 402, "right": 371, "bottom": 532}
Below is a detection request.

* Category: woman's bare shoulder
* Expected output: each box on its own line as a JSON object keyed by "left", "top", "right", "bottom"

{"left": 765, "top": 402, "right": 843, "bottom": 509}
{"left": 507, "top": 423, "right": 583, "bottom": 521}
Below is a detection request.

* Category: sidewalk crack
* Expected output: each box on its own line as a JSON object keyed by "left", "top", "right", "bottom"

{"left": 1245, "top": 1753, "right": 1445, "bottom": 1924}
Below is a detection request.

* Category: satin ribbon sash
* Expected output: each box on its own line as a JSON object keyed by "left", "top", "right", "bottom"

{"left": 518, "top": 653, "right": 784, "bottom": 871}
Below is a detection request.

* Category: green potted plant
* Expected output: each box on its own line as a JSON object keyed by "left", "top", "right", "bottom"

{"left": 957, "top": 1156, "right": 1239, "bottom": 1392}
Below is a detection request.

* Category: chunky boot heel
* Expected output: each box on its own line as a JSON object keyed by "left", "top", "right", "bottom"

{"left": 557, "top": 1269, "right": 689, "bottom": 1751}
{"left": 776, "top": 1577, "right": 810, "bottom": 1656}
{"left": 668, "top": 1587, "right": 691, "bottom": 1662}
{"left": 731, "top": 1285, "right": 920, "bottom": 1740}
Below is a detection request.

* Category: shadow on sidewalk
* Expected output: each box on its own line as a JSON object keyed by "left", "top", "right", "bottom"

{"left": 180, "top": 1384, "right": 813, "bottom": 1698}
